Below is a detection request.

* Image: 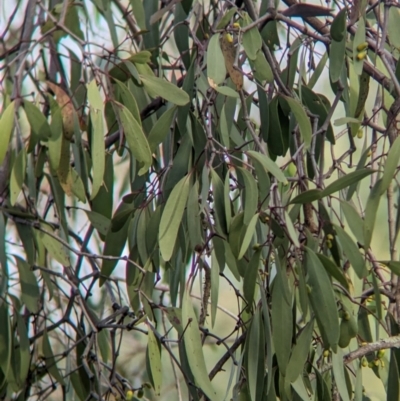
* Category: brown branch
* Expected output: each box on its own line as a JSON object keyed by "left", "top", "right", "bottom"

{"left": 209, "top": 331, "right": 247, "bottom": 380}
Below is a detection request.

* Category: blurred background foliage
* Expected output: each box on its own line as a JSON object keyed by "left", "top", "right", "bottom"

{"left": 1, "top": 0, "right": 400, "bottom": 400}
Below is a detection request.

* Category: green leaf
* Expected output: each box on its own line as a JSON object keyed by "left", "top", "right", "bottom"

{"left": 216, "top": 7, "right": 237, "bottom": 29}
{"left": 379, "top": 261, "right": 400, "bottom": 276}
{"left": 246, "top": 310, "right": 263, "bottom": 401}
{"left": 15, "top": 256, "right": 40, "bottom": 314}
{"left": 250, "top": 51, "right": 274, "bottom": 83}
{"left": 147, "top": 327, "right": 162, "bottom": 395}
{"left": 271, "top": 263, "right": 292, "bottom": 375}
{"left": 187, "top": 181, "right": 203, "bottom": 250}
{"left": 116, "top": 101, "right": 152, "bottom": 175}
{"left": 35, "top": 227, "right": 70, "bottom": 265}
{"left": 340, "top": 201, "right": 364, "bottom": 245}
{"left": 388, "top": 7, "right": 400, "bottom": 50}
{"left": 10, "top": 147, "right": 27, "bottom": 206}
{"left": 243, "top": 250, "right": 261, "bottom": 307}
{"left": 140, "top": 75, "right": 190, "bottom": 106}
{"left": 381, "top": 136, "right": 400, "bottom": 193}
{"left": 331, "top": 8, "right": 347, "bottom": 41}
{"left": 238, "top": 213, "right": 259, "bottom": 260}
{"left": 316, "top": 253, "right": 349, "bottom": 290}
{"left": 243, "top": 14, "right": 262, "bottom": 60}
{"left": 321, "top": 168, "right": 373, "bottom": 197}
{"left": 42, "top": 330, "right": 65, "bottom": 385}
{"left": 87, "top": 80, "right": 106, "bottom": 198}
{"left": 330, "top": 36, "right": 346, "bottom": 83}
{"left": 305, "top": 247, "right": 339, "bottom": 352}
{"left": 147, "top": 106, "right": 177, "bottom": 151}
{"left": 333, "top": 224, "right": 366, "bottom": 278}
{"left": 284, "top": 210, "right": 300, "bottom": 248}
{"left": 387, "top": 349, "right": 400, "bottom": 401}
{"left": 363, "top": 178, "right": 383, "bottom": 250}
{"left": 24, "top": 100, "right": 52, "bottom": 147}
{"left": 283, "top": 96, "right": 312, "bottom": 149}
{"left": 207, "top": 34, "right": 226, "bottom": 86}
{"left": 214, "top": 85, "right": 239, "bottom": 98}
{"left": 100, "top": 212, "right": 130, "bottom": 285}
{"left": 159, "top": 175, "right": 190, "bottom": 261}
{"left": 114, "top": 79, "right": 141, "bottom": 124}
{"left": 85, "top": 210, "right": 110, "bottom": 236}
{"left": 353, "top": 18, "right": 366, "bottom": 76}
{"left": 237, "top": 167, "right": 258, "bottom": 225}
{"left": 286, "top": 320, "right": 314, "bottom": 383}
{"left": 332, "top": 350, "right": 350, "bottom": 401}
{"left": 17, "top": 313, "right": 30, "bottom": 384}
{"left": 334, "top": 117, "right": 361, "bottom": 126}
{"left": 0, "top": 302, "right": 11, "bottom": 387}
{"left": 247, "top": 151, "right": 288, "bottom": 184}
{"left": 0, "top": 101, "right": 15, "bottom": 165}
{"left": 211, "top": 169, "right": 228, "bottom": 235}
{"left": 308, "top": 52, "right": 328, "bottom": 89}
{"left": 182, "top": 289, "right": 218, "bottom": 401}
{"left": 290, "top": 189, "right": 322, "bottom": 204}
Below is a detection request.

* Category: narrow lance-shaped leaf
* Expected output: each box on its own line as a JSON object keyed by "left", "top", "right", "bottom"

{"left": 333, "top": 224, "right": 366, "bottom": 278}
{"left": 87, "top": 79, "right": 106, "bottom": 199}
{"left": 159, "top": 175, "right": 190, "bottom": 261}
{"left": 147, "top": 106, "right": 177, "bottom": 151}
{"left": 305, "top": 247, "right": 340, "bottom": 352}
{"left": 182, "top": 289, "right": 218, "bottom": 401}
{"left": 283, "top": 95, "right": 312, "bottom": 149}
{"left": 15, "top": 255, "right": 40, "bottom": 314}
{"left": 147, "top": 326, "right": 162, "bottom": 395}
{"left": 116, "top": 101, "right": 152, "bottom": 175}
{"left": 10, "top": 147, "right": 27, "bottom": 206}
{"left": 140, "top": 75, "right": 190, "bottom": 106}
{"left": 207, "top": 33, "right": 226, "bottom": 87}
{"left": 0, "top": 101, "right": 15, "bottom": 165}
{"left": 247, "top": 151, "right": 288, "bottom": 184}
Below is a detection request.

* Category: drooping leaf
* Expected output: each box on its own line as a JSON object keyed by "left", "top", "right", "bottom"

{"left": 87, "top": 79, "right": 106, "bottom": 199}
{"left": 147, "top": 106, "right": 177, "bottom": 151}
{"left": 140, "top": 75, "right": 190, "bottom": 106}
{"left": 238, "top": 213, "right": 259, "bottom": 259}
{"left": 207, "top": 33, "right": 226, "bottom": 87}
{"left": 243, "top": 13, "right": 262, "bottom": 60}
{"left": 243, "top": 250, "right": 261, "bottom": 307}
{"left": 305, "top": 247, "right": 340, "bottom": 352}
{"left": 330, "top": 36, "right": 346, "bottom": 83}
{"left": 15, "top": 255, "right": 40, "bottom": 314}
{"left": 0, "top": 101, "right": 15, "bottom": 165}
{"left": 147, "top": 326, "right": 162, "bottom": 395}
{"left": 159, "top": 175, "right": 190, "bottom": 261}
{"left": 286, "top": 320, "right": 314, "bottom": 383}
{"left": 0, "top": 301, "right": 11, "bottom": 387}
{"left": 331, "top": 8, "right": 347, "bottom": 41}
{"left": 247, "top": 151, "right": 288, "bottom": 184}
{"left": 334, "top": 224, "right": 366, "bottom": 278}
{"left": 321, "top": 169, "right": 374, "bottom": 197}
{"left": 182, "top": 289, "right": 218, "bottom": 401}
{"left": 42, "top": 329, "right": 65, "bottom": 385}
{"left": 271, "top": 260, "right": 292, "bottom": 375}
{"left": 283, "top": 96, "right": 312, "bottom": 149}
{"left": 10, "top": 147, "right": 27, "bottom": 206}
{"left": 116, "top": 101, "right": 152, "bottom": 175}
{"left": 332, "top": 350, "right": 350, "bottom": 401}
{"left": 35, "top": 227, "right": 70, "bottom": 266}
{"left": 388, "top": 7, "right": 400, "bottom": 50}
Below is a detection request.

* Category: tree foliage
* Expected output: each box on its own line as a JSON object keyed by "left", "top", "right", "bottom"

{"left": 1, "top": 0, "right": 400, "bottom": 400}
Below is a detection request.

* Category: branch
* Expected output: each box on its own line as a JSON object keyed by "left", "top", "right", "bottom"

{"left": 344, "top": 336, "right": 400, "bottom": 364}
